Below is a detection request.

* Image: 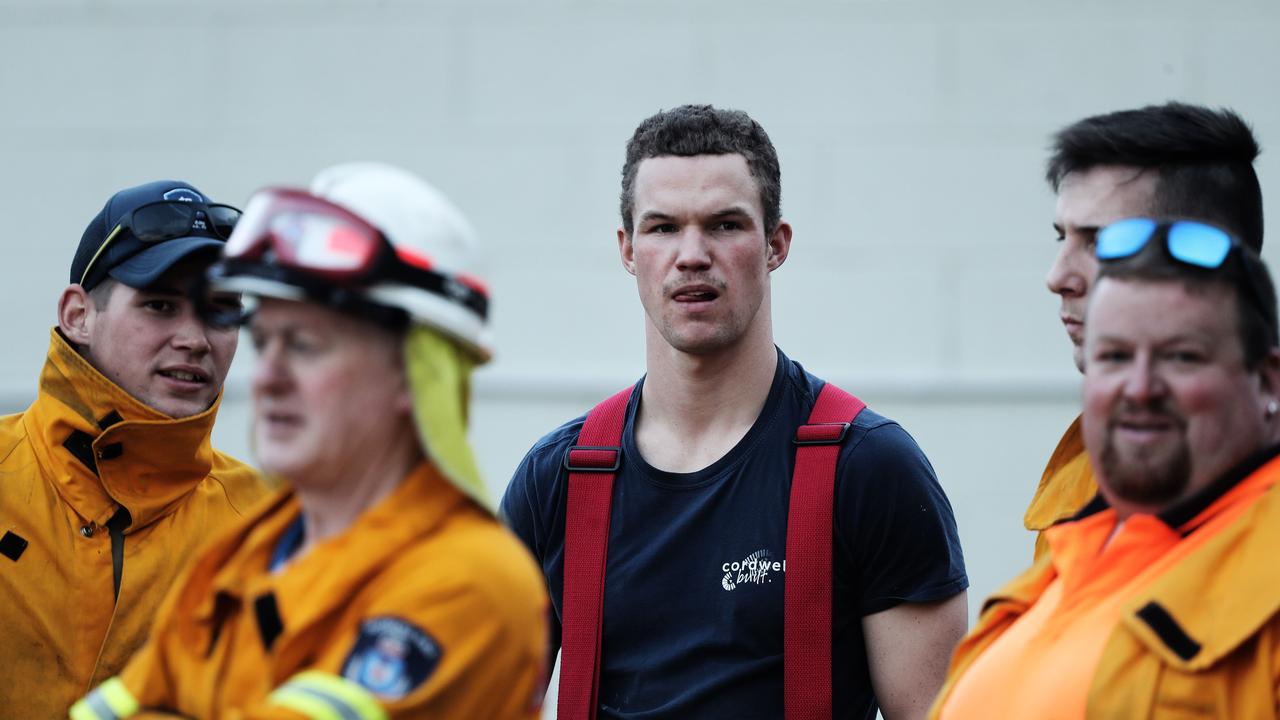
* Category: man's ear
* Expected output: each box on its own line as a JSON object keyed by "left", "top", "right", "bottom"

{"left": 766, "top": 220, "right": 793, "bottom": 272}
{"left": 58, "top": 284, "right": 94, "bottom": 346}
{"left": 1259, "top": 348, "right": 1280, "bottom": 423}
{"left": 618, "top": 227, "right": 636, "bottom": 276}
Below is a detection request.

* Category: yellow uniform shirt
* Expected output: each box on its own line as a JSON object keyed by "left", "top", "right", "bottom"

{"left": 0, "top": 330, "right": 265, "bottom": 719}
{"left": 76, "top": 461, "right": 549, "bottom": 720}
{"left": 1024, "top": 416, "right": 1098, "bottom": 561}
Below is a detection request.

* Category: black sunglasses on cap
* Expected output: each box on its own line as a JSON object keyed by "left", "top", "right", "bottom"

{"left": 78, "top": 200, "right": 242, "bottom": 286}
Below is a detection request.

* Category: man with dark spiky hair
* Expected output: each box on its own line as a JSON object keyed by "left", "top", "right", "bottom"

{"left": 1028, "top": 102, "right": 1263, "bottom": 559}
{"left": 503, "top": 105, "right": 968, "bottom": 719}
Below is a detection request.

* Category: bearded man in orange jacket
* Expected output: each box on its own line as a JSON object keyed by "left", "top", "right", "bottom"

{"left": 935, "top": 218, "right": 1280, "bottom": 718}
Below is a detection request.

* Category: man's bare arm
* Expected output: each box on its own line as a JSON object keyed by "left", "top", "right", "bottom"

{"left": 863, "top": 592, "right": 968, "bottom": 720}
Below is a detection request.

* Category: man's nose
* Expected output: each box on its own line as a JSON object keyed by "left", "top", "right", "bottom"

{"left": 675, "top": 228, "right": 712, "bottom": 270}
{"left": 250, "top": 340, "right": 290, "bottom": 397}
{"left": 1046, "top": 242, "right": 1087, "bottom": 299}
{"left": 172, "top": 307, "right": 213, "bottom": 354}
{"left": 1120, "top": 357, "right": 1167, "bottom": 405}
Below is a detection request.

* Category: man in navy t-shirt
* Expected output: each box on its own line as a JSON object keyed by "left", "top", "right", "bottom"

{"left": 501, "top": 104, "right": 968, "bottom": 719}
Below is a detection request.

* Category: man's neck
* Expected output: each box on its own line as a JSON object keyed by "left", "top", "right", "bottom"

{"left": 294, "top": 430, "right": 423, "bottom": 558}
{"left": 635, "top": 327, "right": 779, "bottom": 474}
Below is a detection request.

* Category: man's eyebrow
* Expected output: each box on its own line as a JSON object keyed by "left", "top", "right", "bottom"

{"left": 709, "top": 207, "right": 752, "bottom": 219}
{"left": 638, "top": 206, "right": 753, "bottom": 222}
{"left": 1060, "top": 222, "right": 1101, "bottom": 236}
{"left": 636, "top": 210, "right": 676, "bottom": 225}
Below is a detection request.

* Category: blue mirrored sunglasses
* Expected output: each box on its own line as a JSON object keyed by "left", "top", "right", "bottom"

{"left": 1096, "top": 217, "right": 1236, "bottom": 268}
{"left": 1096, "top": 216, "right": 1274, "bottom": 325}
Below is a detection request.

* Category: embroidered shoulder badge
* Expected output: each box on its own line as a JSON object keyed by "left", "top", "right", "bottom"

{"left": 341, "top": 616, "right": 442, "bottom": 700}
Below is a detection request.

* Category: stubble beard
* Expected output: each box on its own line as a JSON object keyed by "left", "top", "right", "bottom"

{"left": 1099, "top": 408, "right": 1192, "bottom": 507}
{"left": 654, "top": 274, "right": 744, "bottom": 356}
{"left": 657, "top": 317, "right": 740, "bottom": 356}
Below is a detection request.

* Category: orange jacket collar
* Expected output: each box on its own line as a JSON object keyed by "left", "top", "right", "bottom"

{"left": 21, "top": 328, "right": 225, "bottom": 529}
{"left": 996, "top": 453, "right": 1280, "bottom": 670}
{"left": 1024, "top": 415, "right": 1098, "bottom": 532}
{"left": 1119, "top": 455, "right": 1280, "bottom": 670}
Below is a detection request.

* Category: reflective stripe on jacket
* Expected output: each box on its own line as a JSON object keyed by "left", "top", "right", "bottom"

{"left": 71, "top": 672, "right": 389, "bottom": 720}
{"left": 0, "top": 329, "right": 265, "bottom": 718}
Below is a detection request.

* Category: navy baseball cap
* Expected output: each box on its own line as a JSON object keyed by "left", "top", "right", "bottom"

{"left": 71, "top": 180, "right": 237, "bottom": 291}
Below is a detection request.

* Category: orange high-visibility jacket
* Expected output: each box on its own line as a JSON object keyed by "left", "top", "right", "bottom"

{"left": 933, "top": 457, "right": 1280, "bottom": 719}
{"left": 75, "top": 461, "right": 550, "bottom": 720}
{"left": 1024, "top": 416, "right": 1098, "bottom": 561}
{"left": 0, "top": 330, "right": 265, "bottom": 718}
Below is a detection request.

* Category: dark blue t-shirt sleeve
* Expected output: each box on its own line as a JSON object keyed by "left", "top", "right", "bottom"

{"left": 835, "top": 421, "right": 967, "bottom": 616}
{"left": 499, "top": 415, "right": 584, "bottom": 563}
{"left": 499, "top": 449, "right": 548, "bottom": 561}
{"left": 500, "top": 429, "right": 577, "bottom": 658}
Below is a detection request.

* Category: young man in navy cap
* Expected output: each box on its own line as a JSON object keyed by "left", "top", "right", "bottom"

{"left": 0, "top": 180, "right": 266, "bottom": 718}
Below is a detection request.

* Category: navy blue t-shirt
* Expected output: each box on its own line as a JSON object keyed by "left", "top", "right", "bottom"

{"left": 501, "top": 350, "right": 967, "bottom": 719}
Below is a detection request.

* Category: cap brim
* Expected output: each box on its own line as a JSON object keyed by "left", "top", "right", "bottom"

{"left": 107, "top": 236, "right": 225, "bottom": 289}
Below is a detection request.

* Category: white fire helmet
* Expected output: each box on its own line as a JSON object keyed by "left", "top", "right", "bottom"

{"left": 214, "top": 162, "right": 497, "bottom": 511}
{"left": 309, "top": 162, "right": 494, "bottom": 363}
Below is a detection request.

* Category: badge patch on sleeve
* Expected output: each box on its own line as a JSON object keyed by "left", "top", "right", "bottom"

{"left": 341, "top": 616, "right": 442, "bottom": 700}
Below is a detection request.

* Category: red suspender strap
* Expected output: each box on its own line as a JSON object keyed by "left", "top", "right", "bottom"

{"left": 558, "top": 386, "right": 634, "bottom": 720}
{"left": 785, "top": 382, "right": 866, "bottom": 720}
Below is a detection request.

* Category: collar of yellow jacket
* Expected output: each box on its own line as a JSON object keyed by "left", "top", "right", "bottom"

{"left": 21, "top": 328, "right": 225, "bottom": 529}
{"left": 191, "top": 461, "right": 469, "bottom": 632}
{"left": 1023, "top": 415, "right": 1098, "bottom": 531}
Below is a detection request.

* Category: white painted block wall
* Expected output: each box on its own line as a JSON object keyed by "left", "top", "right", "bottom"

{"left": 2, "top": 2, "right": 1278, "bottom": 715}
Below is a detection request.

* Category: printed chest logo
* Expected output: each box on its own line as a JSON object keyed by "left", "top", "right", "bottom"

{"left": 721, "top": 548, "right": 785, "bottom": 591}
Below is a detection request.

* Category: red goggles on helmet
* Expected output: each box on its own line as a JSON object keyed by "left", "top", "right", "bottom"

{"left": 221, "top": 187, "right": 488, "bottom": 318}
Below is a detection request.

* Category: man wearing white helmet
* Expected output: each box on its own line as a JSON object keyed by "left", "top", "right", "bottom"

{"left": 73, "top": 163, "right": 549, "bottom": 720}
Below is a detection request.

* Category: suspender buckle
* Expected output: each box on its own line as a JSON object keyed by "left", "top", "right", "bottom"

{"left": 793, "top": 422, "right": 851, "bottom": 446}
{"left": 564, "top": 445, "right": 622, "bottom": 473}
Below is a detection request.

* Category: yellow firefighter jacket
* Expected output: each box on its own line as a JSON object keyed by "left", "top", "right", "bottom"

{"left": 1024, "top": 415, "right": 1098, "bottom": 561}
{"left": 0, "top": 330, "right": 264, "bottom": 719}
{"left": 933, "top": 452, "right": 1280, "bottom": 719}
{"left": 74, "top": 461, "right": 550, "bottom": 720}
